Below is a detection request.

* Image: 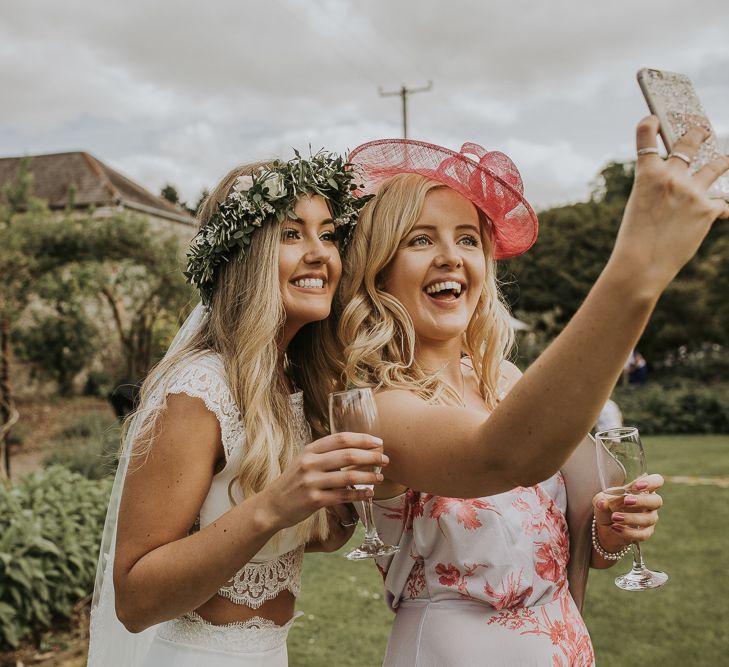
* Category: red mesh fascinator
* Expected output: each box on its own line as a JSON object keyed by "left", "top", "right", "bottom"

{"left": 348, "top": 139, "right": 538, "bottom": 259}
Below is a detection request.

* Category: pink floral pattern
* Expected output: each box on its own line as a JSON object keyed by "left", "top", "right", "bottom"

{"left": 489, "top": 591, "right": 595, "bottom": 666}
{"left": 483, "top": 570, "right": 534, "bottom": 610}
{"left": 372, "top": 472, "right": 594, "bottom": 664}
{"left": 405, "top": 553, "right": 426, "bottom": 598}
{"left": 427, "top": 495, "right": 501, "bottom": 530}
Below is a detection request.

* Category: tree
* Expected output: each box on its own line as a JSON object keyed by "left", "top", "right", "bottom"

{"left": 160, "top": 184, "right": 180, "bottom": 205}
{"left": 0, "top": 164, "right": 194, "bottom": 477}
{"left": 503, "top": 159, "right": 729, "bottom": 369}
{"left": 0, "top": 159, "right": 50, "bottom": 478}
{"left": 30, "top": 214, "right": 194, "bottom": 382}
{"left": 13, "top": 272, "right": 98, "bottom": 394}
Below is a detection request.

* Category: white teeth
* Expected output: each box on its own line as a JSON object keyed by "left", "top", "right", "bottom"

{"left": 424, "top": 281, "right": 463, "bottom": 295}
{"left": 293, "top": 278, "right": 324, "bottom": 289}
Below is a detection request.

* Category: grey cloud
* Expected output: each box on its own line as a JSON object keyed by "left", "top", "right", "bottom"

{"left": 1, "top": 0, "right": 728, "bottom": 207}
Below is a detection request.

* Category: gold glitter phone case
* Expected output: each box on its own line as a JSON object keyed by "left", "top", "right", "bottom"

{"left": 637, "top": 68, "right": 729, "bottom": 200}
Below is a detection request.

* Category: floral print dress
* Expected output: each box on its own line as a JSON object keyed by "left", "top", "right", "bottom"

{"left": 372, "top": 473, "right": 595, "bottom": 666}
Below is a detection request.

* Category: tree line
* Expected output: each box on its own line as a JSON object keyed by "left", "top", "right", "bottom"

{"left": 502, "top": 161, "right": 729, "bottom": 375}
{"left": 2, "top": 159, "right": 727, "bottom": 476}
{"left": 0, "top": 161, "right": 194, "bottom": 478}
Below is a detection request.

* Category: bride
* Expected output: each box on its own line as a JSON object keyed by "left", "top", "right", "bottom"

{"left": 87, "top": 152, "right": 384, "bottom": 666}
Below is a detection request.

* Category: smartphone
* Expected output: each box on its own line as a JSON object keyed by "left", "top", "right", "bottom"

{"left": 637, "top": 68, "right": 729, "bottom": 200}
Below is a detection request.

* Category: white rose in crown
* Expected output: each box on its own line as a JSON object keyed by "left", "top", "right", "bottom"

{"left": 260, "top": 173, "right": 287, "bottom": 200}
{"left": 232, "top": 175, "right": 254, "bottom": 192}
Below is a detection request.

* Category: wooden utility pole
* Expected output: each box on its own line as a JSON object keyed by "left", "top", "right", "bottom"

{"left": 379, "top": 82, "right": 433, "bottom": 138}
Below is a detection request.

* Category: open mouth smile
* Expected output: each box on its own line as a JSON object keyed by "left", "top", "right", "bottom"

{"left": 423, "top": 280, "right": 466, "bottom": 301}
{"left": 291, "top": 277, "right": 326, "bottom": 290}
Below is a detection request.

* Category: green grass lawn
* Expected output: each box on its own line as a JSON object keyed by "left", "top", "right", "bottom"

{"left": 288, "top": 435, "right": 729, "bottom": 667}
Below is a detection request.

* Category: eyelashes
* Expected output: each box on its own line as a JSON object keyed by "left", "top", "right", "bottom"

{"left": 281, "top": 228, "right": 337, "bottom": 242}
{"left": 407, "top": 233, "right": 481, "bottom": 248}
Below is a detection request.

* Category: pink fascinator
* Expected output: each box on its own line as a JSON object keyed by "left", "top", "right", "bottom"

{"left": 348, "top": 139, "right": 538, "bottom": 259}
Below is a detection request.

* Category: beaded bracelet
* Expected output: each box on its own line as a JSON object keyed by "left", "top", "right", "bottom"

{"left": 591, "top": 517, "right": 632, "bottom": 561}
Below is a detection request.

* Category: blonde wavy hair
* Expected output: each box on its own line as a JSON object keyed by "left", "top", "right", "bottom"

{"left": 336, "top": 173, "right": 514, "bottom": 409}
{"left": 128, "top": 161, "right": 339, "bottom": 543}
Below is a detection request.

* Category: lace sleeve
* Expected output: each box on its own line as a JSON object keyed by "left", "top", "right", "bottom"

{"left": 165, "top": 352, "right": 244, "bottom": 459}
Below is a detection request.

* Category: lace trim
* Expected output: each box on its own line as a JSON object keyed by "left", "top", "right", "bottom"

{"left": 218, "top": 546, "right": 304, "bottom": 608}
{"left": 157, "top": 610, "right": 302, "bottom": 653}
{"left": 290, "top": 391, "right": 311, "bottom": 447}
{"left": 165, "top": 353, "right": 244, "bottom": 460}
{"left": 164, "top": 353, "right": 311, "bottom": 459}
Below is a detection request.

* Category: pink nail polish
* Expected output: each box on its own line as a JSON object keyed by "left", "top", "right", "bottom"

{"left": 597, "top": 500, "right": 607, "bottom": 511}
{"left": 612, "top": 513, "right": 625, "bottom": 522}
{"left": 610, "top": 524, "right": 624, "bottom": 533}
{"left": 624, "top": 496, "right": 638, "bottom": 506}
{"left": 635, "top": 480, "right": 648, "bottom": 491}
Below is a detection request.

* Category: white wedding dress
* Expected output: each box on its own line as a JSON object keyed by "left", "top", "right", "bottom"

{"left": 88, "top": 341, "right": 310, "bottom": 666}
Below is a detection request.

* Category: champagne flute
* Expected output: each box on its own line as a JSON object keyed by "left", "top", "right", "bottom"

{"left": 595, "top": 426, "right": 668, "bottom": 590}
{"left": 329, "top": 388, "right": 399, "bottom": 560}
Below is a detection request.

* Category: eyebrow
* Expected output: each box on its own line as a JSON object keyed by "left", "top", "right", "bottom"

{"left": 409, "top": 223, "right": 480, "bottom": 233}
{"left": 286, "top": 217, "right": 336, "bottom": 226}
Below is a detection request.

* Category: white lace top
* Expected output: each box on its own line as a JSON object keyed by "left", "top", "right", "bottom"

{"left": 165, "top": 351, "right": 308, "bottom": 608}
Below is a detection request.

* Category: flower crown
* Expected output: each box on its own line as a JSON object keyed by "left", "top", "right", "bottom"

{"left": 185, "top": 150, "right": 372, "bottom": 307}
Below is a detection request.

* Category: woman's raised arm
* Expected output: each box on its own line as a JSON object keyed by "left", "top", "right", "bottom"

{"left": 374, "top": 117, "right": 729, "bottom": 498}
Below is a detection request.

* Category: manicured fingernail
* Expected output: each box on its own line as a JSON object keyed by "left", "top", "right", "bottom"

{"left": 597, "top": 500, "right": 607, "bottom": 511}
{"left": 381, "top": 454, "right": 389, "bottom": 464}
{"left": 635, "top": 480, "right": 648, "bottom": 491}
{"left": 376, "top": 473, "right": 384, "bottom": 482}
{"left": 610, "top": 524, "right": 624, "bottom": 533}
{"left": 612, "top": 513, "right": 625, "bottom": 522}
{"left": 624, "top": 496, "right": 638, "bottom": 506}
{"left": 371, "top": 436, "right": 383, "bottom": 446}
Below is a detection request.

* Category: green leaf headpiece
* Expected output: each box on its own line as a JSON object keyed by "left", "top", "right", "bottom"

{"left": 184, "top": 150, "right": 372, "bottom": 307}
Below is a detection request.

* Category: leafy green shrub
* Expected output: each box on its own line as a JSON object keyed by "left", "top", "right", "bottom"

{"left": 0, "top": 466, "right": 111, "bottom": 648}
{"left": 615, "top": 382, "right": 729, "bottom": 435}
{"left": 12, "top": 303, "right": 98, "bottom": 395}
{"left": 43, "top": 413, "right": 121, "bottom": 480}
{"left": 652, "top": 343, "right": 729, "bottom": 384}
{"left": 83, "top": 370, "right": 115, "bottom": 398}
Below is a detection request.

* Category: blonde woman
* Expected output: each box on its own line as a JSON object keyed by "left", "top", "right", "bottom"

{"left": 335, "top": 118, "right": 729, "bottom": 665}
{"left": 87, "top": 153, "right": 385, "bottom": 667}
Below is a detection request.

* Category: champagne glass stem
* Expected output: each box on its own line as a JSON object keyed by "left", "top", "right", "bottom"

{"left": 361, "top": 498, "right": 379, "bottom": 541}
{"left": 631, "top": 541, "right": 645, "bottom": 570}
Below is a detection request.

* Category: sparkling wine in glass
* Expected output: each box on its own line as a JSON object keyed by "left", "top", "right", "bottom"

{"left": 595, "top": 426, "right": 668, "bottom": 590}
{"left": 329, "top": 388, "right": 399, "bottom": 560}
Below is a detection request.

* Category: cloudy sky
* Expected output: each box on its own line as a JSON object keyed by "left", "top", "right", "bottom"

{"left": 2, "top": 0, "right": 728, "bottom": 210}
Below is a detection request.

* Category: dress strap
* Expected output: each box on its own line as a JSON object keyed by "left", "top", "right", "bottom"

{"left": 165, "top": 352, "right": 244, "bottom": 460}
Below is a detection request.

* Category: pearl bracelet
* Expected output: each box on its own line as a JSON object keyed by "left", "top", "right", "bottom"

{"left": 591, "top": 517, "right": 632, "bottom": 561}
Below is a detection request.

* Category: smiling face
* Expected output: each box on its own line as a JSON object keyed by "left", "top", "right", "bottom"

{"left": 382, "top": 186, "right": 488, "bottom": 345}
{"left": 279, "top": 194, "right": 342, "bottom": 344}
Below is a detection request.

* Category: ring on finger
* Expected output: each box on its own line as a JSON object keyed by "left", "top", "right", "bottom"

{"left": 669, "top": 151, "right": 692, "bottom": 166}
{"left": 637, "top": 147, "right": 660, "bottom": 157}
{"left": 340, "top": 517, "right": 358, "bottom": 527}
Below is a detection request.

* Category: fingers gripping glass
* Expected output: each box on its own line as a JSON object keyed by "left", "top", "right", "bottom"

{"left": 595, "top": 427, "right": 668, "bottom": 591}
{"left": 328, "top": 388, "right": 399, "bottom": 560}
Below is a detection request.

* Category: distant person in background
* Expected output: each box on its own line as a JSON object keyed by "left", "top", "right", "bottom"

{"left": 625, "top": 349, "right": 648, "bottom": 386}
{"left": 108, "top": 382, "right": 141, "bottom": 420}
{"left": 595, "top": 397, "right": 623, "bottom": 433}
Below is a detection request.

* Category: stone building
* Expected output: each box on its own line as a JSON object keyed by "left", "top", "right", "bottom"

{"left": 0, "top": 151, "right": 196, "bottom": 240}
{"left": 0, "top": 151, "right": 198, "bottom": 401}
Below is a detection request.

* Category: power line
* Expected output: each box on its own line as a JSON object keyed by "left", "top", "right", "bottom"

{"left": 379, "top": 82, "right": 433, "bottom": 138}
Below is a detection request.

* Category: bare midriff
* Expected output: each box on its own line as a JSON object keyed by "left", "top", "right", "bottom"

{"left": 194, "top": 590, "right": 296, "bottom": 626}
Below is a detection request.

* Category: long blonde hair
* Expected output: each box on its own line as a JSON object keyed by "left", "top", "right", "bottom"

{"left": 129, "top": 162, "right": 338, "bottom": 542}
{"left": 337, "top": 173, "right": 514, "bottom": 409}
